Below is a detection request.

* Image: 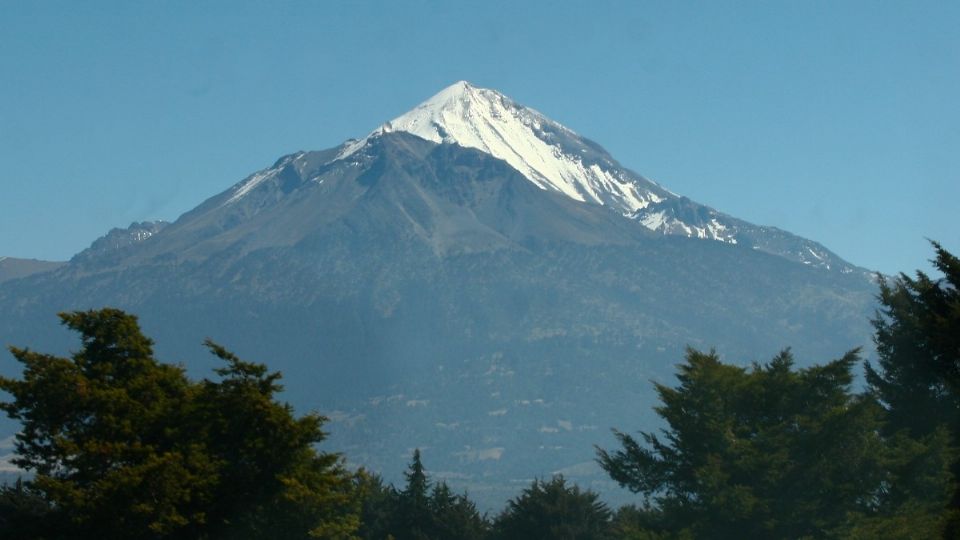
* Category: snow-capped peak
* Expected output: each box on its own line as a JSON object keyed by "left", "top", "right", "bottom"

{"left": 337, "top": 81, "right": 667, "bottom": 214}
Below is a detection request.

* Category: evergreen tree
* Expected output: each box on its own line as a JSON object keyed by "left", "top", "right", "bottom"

{"left": 609, "top": 504, "right": 677, "bottom": 540}
{"left": 189, "top": 340, "right": 359, "bottom": 538}
{"left": 0, "top": 478, "right": 54, "bottom": 539}
{"left": 355, "top": 471, "right": 399, "bottom": 540}
{"left": 428, "top": 482, "right": 488, "bottom": 540}
{"left": 836, "top": 426, "right": 953, "bottom": 539}
{"left": 359, "top": 451, "right": 487, "bottom": 540}
{"left": 597, "top": 348, "right": 889, "bottom": 539}
{"left": 492, "top": 475, "right": 611, "bottom": 540}
{"left": 395, "top": 449, "right": 432, "bottom": 540}
{"left": 0, "top": 309, "right": 209, "bottom": 538}
{"left": 866, "top": 241, "right": 960, "bottom": 437}
{"left": 0, "top": 308, "right": 360, "bottom": 539}
{"left": 865, "top": 242, "right": 960, "bottom": 537}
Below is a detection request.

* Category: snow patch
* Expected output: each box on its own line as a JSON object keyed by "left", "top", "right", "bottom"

{"left": 806, "top": 247, "right": 825, "bottom": 261}
{"left": 639, "top": 210, "right": 668, "bottom": 231}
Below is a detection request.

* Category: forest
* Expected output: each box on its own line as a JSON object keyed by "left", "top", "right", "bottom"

{"left": 0, "top": 243, "right": 956, "bottom": 539}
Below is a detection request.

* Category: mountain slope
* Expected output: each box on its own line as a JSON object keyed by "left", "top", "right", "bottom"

{"left": 0, "top": 129, "right": 876, "bottom": 508}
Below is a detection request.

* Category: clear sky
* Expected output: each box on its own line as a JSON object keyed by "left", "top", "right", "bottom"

{"left": 1, "top": 1, "right": 957, "bottom": 276}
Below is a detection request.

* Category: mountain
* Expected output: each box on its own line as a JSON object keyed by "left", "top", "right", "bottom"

{"left": 0, "top": 257, "right": 64, "bottom": 284}
{"left": 0, "top": 83, "right": 877, "bottom": 508}
{"left": 339, "top": 81, "right": 863, "bottom": 273}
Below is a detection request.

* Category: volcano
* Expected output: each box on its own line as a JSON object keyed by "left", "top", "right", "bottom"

{"left": 0, "top": 82, "right": 876, "bottom": 507}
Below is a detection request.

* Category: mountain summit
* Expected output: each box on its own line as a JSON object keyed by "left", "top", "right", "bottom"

{"left": 337, "top": 81, "right": 671, "bottom": 216}
{"left": 228, "top": 81, "right": 863, "bottom": 273}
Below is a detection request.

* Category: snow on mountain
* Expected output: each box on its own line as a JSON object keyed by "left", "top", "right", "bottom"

{"left": 331, "top": 81, "right": 748, "bottom": 249}
{"left": 636, "top": 207, "right": 736, "bottom": 244}
{"left": 220, "top": 81, "right": 863, "bottom": 274}
{"left": 337, "top": 81, "right": 671, "bottom": 215}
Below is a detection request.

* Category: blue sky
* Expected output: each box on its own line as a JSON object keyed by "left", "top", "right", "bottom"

{"left": 1, "top": 1, "right": 957, "bottom": 276}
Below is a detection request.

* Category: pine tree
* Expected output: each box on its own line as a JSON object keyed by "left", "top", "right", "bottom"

{"left": 355, "top": 471, "right": 399, "bottom": 540}
{"left": 865, "top": 242, "right": 960, "bottom": 537}
{"left": 0, "top": 309, "right": 205, "bottom": 538}
{"left": 597, "top": 348, "right": 888, "bottom": 538}
{"left": 429, "top": 482, "right": 488, "bottom": 540}
{"left": 0, "top": 478, "right": 53, "bottom": 539}
{"left": 609, "top": 504, "right": 674, "bottom": 540}
{"left": 0, "top": 308, "right": 360, "bottom": 539}
{"left": 367, "top": 450, "right": 488, "bottom": 540}
{"left": 866, "top": 242, "right": 960, "bottom": 437}
{"left": 492, "top": 475, "right": 612, "bottom": 540}
{"left": 396, "top": 449, "right": 432, "bottom": 540}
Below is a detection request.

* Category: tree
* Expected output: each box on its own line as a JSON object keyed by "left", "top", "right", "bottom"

{"left": 597, "top": 348, "right": 888, "bottom": 539}
{"left": 360, "top": 450, "right": 487, "bottom": 540}
{"left": 0, "top": 308, "right": 359, "bottom": 539}
{"left": 492, "top": 475, "right": 611, "bottom": 540}
{"left": 189, "top": 340, "right": 359, "bottom": 538}
{"left": 395, "top": 449, "right": 432, "bottom": 540}
{"left": 0, "top": 478, "right": 53, "bottom": 539}
{"left": 865, "top": 242, "right": 960, "bottom": 537}
{"left": 354, "top": 471, "right": 399, "bottom": 540}
{"left": 428, "top": 481, "right": 488, "bottom": 540}
{"left": 866, "top": 241, "right": 960, "bottom": 437}
{"left": 609, "top": 504, "right": 681, "bottom": 540}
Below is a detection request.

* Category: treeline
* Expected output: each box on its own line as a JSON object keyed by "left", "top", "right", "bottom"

{"left": 0, "top": 243, "right": 957, "bottom": 539}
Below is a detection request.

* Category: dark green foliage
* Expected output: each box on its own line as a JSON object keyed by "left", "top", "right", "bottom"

{"left": 0, "top": 308, "right": 359, "bottom": 539}
{"left": 355, "top": 450, "right": 488, "bottom": 540}
{"left": 397, "top": 449, "right": 432, "bottom": 540}
{"left": 492, "top": 475, "right": 611, "bottom": 540}
{"left": 427, "top": 482, "right": 487, "bottom": 540}
{"left": 865, "top": 242, "right": 960, "bottom": 537}
{"left": 597, "top": 348, "right": 889, "bottom": 538}
{"left": 188, "top": 340, "right": 359, "bottom": 538}
{"left": 609, "top": 505, "right": 679, "bottom": 540}
{"left": 835, "top": 426, "right": 953, "bottom": 538}
{"left": 866, "top": 241, "right": 960, "bottom": 437}
{"left": 354, "top": 471, "right": 398, "bottom": 540}
{"left": 0, "top": 478, "right": 54, "bottom": 539}
{"left": 0, "top": 309, "right": 207, "bottom": 538}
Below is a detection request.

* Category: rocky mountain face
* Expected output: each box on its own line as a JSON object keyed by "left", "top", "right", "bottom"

{"left": 70, "top": 220, "right": 169, "bottom": 263}
{"left": 0, "top": 83, "right": 878, "bottom": 508}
